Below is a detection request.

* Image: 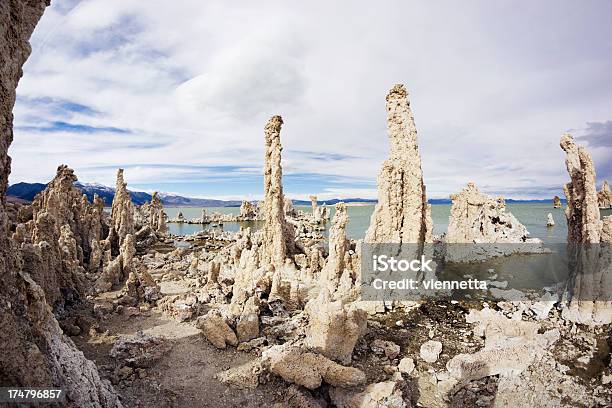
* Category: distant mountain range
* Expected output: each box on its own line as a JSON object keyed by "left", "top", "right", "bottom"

{"left": 6, "top": 181, "right": 566, "bottom": 207}
{"left": 7, "top": 182, "right": 242, "bottom": 207}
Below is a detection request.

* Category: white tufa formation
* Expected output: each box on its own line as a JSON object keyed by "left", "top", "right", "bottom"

{"left": 560, "top": 134, "right": 612, "bottom": 325}
{"left": 597, "top": 180, "right": 612, "bottom": 209}
{"left": 239, "top": 200, "right": 258, "bottom": 219}
{"left": 365, "top": 84, "right": 433, "bottom": 244}
{"left": 109, "top": 169, "right": 134, "bottom": 253}
{"left": 260, "top": 115, "right": 295, "bottom": 269}
{"left": 149, "top": 192, "right": 167, "bottom": 234}
{"left": 0, "top": 2, "right": 122, "bottom": 404}
{"left": 444, "top": 182, "right": 544, "bottom": 261}
{"left": 446, "top": 182, "right": 539, "bottom": 244}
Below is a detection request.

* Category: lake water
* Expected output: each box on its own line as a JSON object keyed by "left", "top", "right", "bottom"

{"left": 165, "top": 203, "right": 569, "bottom": 244}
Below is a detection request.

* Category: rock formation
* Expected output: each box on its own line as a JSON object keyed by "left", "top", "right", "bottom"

{"left": 236, "top": 296, "right": 260, "bottom": 343}
{"left": 140, "top": 192, "right": 167, "bottom": 234}
{"left": 82, "top": 194, "right": 108, "bottom": 263}
{"left": 365, "top": 84, "right": 433, "bottom": 245}
{"left": 95, "top": 234, "right": 136, "bottom": 293}
{"left": 561, "top": 134, "right": 603, "bottom": 244}
{"left": 330, "top": 379, "right": 406, "bottom": 408}
{"left": 320, "top": 203, "right": 350, "bottom": 288}
{"left": 197, "top": 311, "right": 238, "bottom": 349}
{"left": 316, "top": 202, "right": 359, "bottom": 302}
{"left": 0, "top": 1, "right": 122, "bottom": 405}
{"left": 446, "top": 308, "right": 560, "bottom": 382}
{"left": 284, "top": 196, "right": 296, "bottom": 217}
{"left": 239, "top": 200, "right": 258, "bottom": 219}
{"left": 446, "top": 183, "right": 536, "bottom": 243}
{"left": 560, "top": 133, "right": 612, "bottom": 325}
{"left": 304, "top": 290, "right": 367, "bottom": 364}
{"left": 20, "top": 166, "right": 95, "bottom": 307}
{"left": 262, "top": 344, "right": 366, "bottom": 390}
{"left": 308, "top": 195, "right": 330, "bottom": 223}
{"left": 309, "top": 195, "right": 328, "bottom": 222}
{"left": 132, "top": 191, "right": 167, "bottom": 249}
{"left": 444, "top": 182, "right": 544, "bottom": 261}
{"left": 109, "top": 169, "right": 134, "bottom": 254}
{"left": 547, "top": 213, "right": 555, "bottom": 227}
{"left": 553, "top": 195, "right": 562, "bottom": 208}
{"left": 310, "top": 195, "right": 319, "bottom": 219}
{"left": 260, "top": 115, "right": 295, "bottom": 269}
{"left": 29, "top": 165, "right": 105, "bottom": 266}
{"left": 597, "top": 180, "right": 612, "bottom": 209}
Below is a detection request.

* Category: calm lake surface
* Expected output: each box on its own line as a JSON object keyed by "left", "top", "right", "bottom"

{"left": 165, "top": 203, "right": 569, "bottom": 244}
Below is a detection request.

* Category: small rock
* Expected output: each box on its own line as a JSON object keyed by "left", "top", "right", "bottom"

{"left": 420, "top": 340, "right": 442, "bottom": 363}
{"left": 237, "top": 337, "right": 267, "bottom": 352}
{"left": 371, "top": 339, "right": 401, "bottom": 360}
{"left": 384, "top": 365, "right": 398, "bottom": 375}
{"left": 577, "top": 355, "right": 590, "bottom": 365}
{"left": 398, "top": 357, "right": 415, "bottom": 374}
{"left": 216, "top": 360, "right": 261, "bottom": 389}
{"left": 124, "top": 306, "right": 140, "bottom": 317}
{"left": 118, "top": 366, "right": 133, "bottom": 380}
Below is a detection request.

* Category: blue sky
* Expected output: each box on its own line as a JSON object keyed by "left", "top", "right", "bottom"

{"left": 9, "top": 0, "right": 612, "bottom": 200}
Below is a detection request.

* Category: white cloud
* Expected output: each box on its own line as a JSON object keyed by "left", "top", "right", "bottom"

{"left": 9, "top": 0, "right": 612, "bottom": 199}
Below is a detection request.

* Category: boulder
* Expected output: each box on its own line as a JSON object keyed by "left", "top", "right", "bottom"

{"left": 215, "top": 359, "right": 261, "bottom": 389}
{"left": 262, "top": 344, "right": 366, "bottom": 390}
{"left": 330, "top": 379, "right": 406, "bottom": 408}
{"left": 304, "top": 290, "right": 367, "bottom": 364}
{"left": 420, "top": 340, "right": 442, "bottom": 363}
{"left": 197, "top": 312, "right": 238, "bottom": 349}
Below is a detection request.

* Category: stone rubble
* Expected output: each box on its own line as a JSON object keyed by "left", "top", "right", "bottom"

{"left": 215, "top": 360, "right": 262, "bottom": 390}
{"left": 446, "top": 308, "right": 560, "bottom": 381}
{"left": 397, "top": 357, "right": 415, "bottom": 374}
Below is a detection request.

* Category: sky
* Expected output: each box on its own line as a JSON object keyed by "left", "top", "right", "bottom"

{"left": 9, "top": 0, "right": 612, "bottom": 201}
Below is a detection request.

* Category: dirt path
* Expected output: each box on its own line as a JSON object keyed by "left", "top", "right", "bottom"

{"left": 73, "top": 296, "right": 284, "bottom": 408}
